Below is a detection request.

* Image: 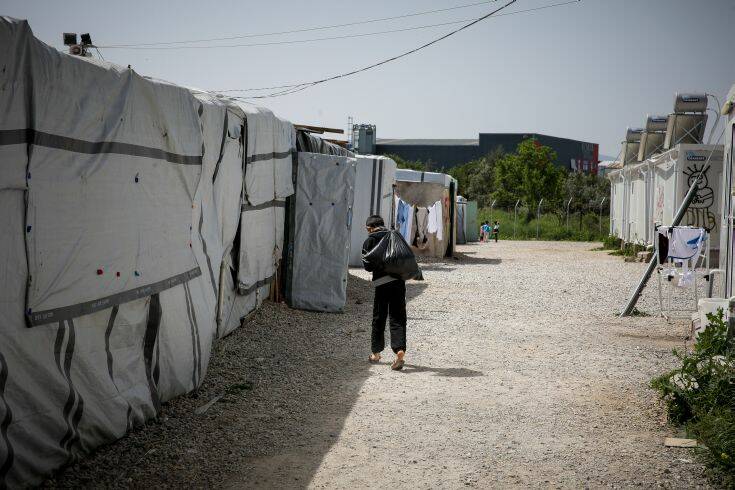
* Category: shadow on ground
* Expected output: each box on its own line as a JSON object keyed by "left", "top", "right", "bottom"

{"left": 400, "top": 364, "right": 484, "bottom": 378}
{"left": 453, "top": 251, "right": 502, "bottom": 265}
{"left": 46, "top": 273, "right": 387, "bottom": 488}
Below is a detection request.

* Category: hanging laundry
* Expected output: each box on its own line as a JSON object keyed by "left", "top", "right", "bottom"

{"left": 657, "top": 226, "right": 706, "bottom": 287}
{"left": 427, "top": 200, "right": 444, "bottom": 241}
{"left": 658, "top": 226, "right": 705, "bottom": 262}
{"left": 395, "top": 198, "right": 414, "bottom": 244}
{"left": 415, "top": 207, "right": 429, "bottom": 246}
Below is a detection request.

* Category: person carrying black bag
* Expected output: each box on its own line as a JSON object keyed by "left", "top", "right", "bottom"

{"left": 362, "top": 215, "right": 407, "bottom": 370}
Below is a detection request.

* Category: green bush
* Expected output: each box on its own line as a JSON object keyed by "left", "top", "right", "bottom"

{"left": 602, "top": 235, "right": 622, "bottom": 250}
{"left": 651, "top": 310, "right": 735, "bottom": 483}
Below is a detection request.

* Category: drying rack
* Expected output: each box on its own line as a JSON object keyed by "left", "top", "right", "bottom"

{"left": 655, "top": 226, "right": 709, "bottom": 321}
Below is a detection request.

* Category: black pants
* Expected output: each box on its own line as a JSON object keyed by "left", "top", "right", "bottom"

{"left": 371, "top": 280, "right": 407, "bottom": 354}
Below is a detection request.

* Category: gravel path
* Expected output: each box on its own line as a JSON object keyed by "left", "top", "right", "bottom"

{"left": 46, "top": 240, "right": 712, "bottom": 488}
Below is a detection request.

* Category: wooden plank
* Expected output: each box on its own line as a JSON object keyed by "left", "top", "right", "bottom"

{"left": 295, "top": 124, "right": 344, "bottom": 135}
{"left": 664, "top": 438, "right": 697, "bottom": 448}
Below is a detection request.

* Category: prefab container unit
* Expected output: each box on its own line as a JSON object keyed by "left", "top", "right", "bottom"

{"left": 455, "top": 197, "right": 478, "bottom": 244}
{"left": 608, "top": 169, "right": 626, "bottom": 239}
{"left": 394, "top": 169, "right": 457, "bottom": 258}
{"left": 623, "top": 162, "right": 654, "bottom": 245}
{"left": 650, "top": 144, "right": 724, "bottom": 255}
{"left": 465, "top": 200, "right": 479, "bottom": 242}
{"left": 717, "top": 84, "right": 735, "bottom": 296}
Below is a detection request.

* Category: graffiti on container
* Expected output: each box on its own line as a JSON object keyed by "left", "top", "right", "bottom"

{"left": 683, "top": 163, "right": 716, "bottom": 232}
{"left": 654, "top": 185, "right": 664, "bottom": 223}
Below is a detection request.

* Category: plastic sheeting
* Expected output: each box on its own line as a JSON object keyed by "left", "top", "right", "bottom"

{"left": 349, "top": 155, "right": 396, "bottom": 267}
{"left": 296, "top": 130, "right": 354, "bottom": 157}
{"left": 242, "top": 105, "right": 295, "bottom": 206}
{"left": 0, "top": 17, "right": 294, "bottom": 486}
{"left": 287, "top": 152, "right": 356, "bottom": 312}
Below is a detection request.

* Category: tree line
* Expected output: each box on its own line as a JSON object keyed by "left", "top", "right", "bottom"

{"left": 389, "top": 139, "right": 610, "bottom": 220}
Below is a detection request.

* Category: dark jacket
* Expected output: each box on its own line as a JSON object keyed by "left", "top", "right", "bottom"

{"left": 362, "top": 227, "right": 390, "bottom": 282}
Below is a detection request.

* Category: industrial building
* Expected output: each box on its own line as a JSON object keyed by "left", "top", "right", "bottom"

{"left": 351, "top": 125, "right": 599, "bottom": 173}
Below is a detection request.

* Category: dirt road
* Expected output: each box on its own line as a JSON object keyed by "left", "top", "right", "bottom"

{"left": 48, "top": 241, "right": 711, "bottom": 488}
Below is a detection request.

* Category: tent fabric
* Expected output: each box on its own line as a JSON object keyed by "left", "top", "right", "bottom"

{"left": 349, "top": 156, "right": 397, "bottom": 267}
{"left": 0, "top": 16, "right": 204, "bottom": 326}
{"left": 0, "top": 17, "right": 295, "bottom": 486}
{"left": 241, "top": 105, "right": 295, "bottom": 206}
{"left": 287, "top": 152, "right": 356, "bottom": 312}
{"left": 296, "top": 130, "right": 354, "bottom": 157}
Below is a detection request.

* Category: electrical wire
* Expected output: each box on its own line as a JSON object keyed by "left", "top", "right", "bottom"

{"left": 215, "top": 0, "right": 579, "bottom": 96}
{"left": 99, "top": 0, "right": 499, "bottom": 48}
{"left": 99, "top": 0, "right": 578, "bottom": 51}
{"left": 230, "top": 0, "right": 521, "bottom": 99}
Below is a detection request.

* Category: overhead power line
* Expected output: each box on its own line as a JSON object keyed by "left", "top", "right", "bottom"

{"left": 215, "top": 0, "right": 579, "bottom": 96}
{"left": 99, "top": 1, "right": 579, "bottom": 52}
{"left": 231, "top": 0, "right": 524, "bottom": 99}
{"left": 99, "top": 0, "right": 499, "bottom": 48}
{"left": 101, "top": 18, "right": 478, "bottom": 50}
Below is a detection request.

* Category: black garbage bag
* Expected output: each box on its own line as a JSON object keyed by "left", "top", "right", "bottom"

{"left": 362, "top": 230, "right": 424, "bottom": 281}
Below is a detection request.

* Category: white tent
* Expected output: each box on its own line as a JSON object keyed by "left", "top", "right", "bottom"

{"left": 0, "top": 17, "right": 295, "bottom": 485}
{"left": 349, "top": 155, "right": 397, "bottom": 267}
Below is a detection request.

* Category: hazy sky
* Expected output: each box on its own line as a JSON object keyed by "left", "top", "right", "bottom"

{"left": 5, "top": 0, "right": 734, "bottom": 157}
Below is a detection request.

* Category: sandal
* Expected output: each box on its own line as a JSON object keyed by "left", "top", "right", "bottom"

{"left": 390, "top": 358, "right": 405, "bottom": 371}
{"left": 368, "top": 353, "right": 381, "bottom": 364}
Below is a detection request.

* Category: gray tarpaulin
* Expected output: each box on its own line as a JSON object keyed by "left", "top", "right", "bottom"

{"left": 349, "top": 156, "right": 397, "bottom": 267}
{"left": 0, "top": 17, "right": 294, "bottom": 486}
{"left": 287, "top": 152, "right": 356, "bottom": 312}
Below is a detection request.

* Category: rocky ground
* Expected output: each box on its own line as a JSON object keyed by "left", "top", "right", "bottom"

{"left": 45, "top": 240, "right": 713, "bottom": 488}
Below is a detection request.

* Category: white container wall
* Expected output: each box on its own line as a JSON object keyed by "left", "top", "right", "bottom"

{"left": 625, "top": 163, "right": 652, "bottom": 245}
{"left": 608, "top": 169, "right": 625, "bottom": 239}
{"left": 719, "top": 84, "right": 735, "bottom": 296}
{"left": 651, "top": 144, "right": 724, "bottom": 249}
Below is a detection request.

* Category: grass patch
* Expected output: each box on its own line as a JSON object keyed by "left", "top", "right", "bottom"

{"left": 477, "top": 209, "right": 609, "bottom": 242}
{"left": 651, "top": 310, "right": 735, "bottom": 486}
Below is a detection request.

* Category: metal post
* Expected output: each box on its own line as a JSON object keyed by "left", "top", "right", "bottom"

{"left": 565, "top": 197, "right": 573, "bottom": 228}
{"left": 536, "top": 199, "right": 544, "bottom": 239}
{"left": 599, "top": 197, "right": 606, "bottom": 235}
{"left": 513, "top": 199, "right": 520, "bottom": 239}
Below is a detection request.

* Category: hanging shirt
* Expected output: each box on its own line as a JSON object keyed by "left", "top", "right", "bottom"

{"left": 415, "top": 207, "right": 429, "bottom": 246}
{"left": 658, "top": 226, "right": 705, "bottom": 262}
{"left": 395, "top": 198, "right": 414, "bottom": 244}
{"left": 427, "top": 203, "right": 438, "bottom": 235}
{"left": 434, "top": 201, "right": 444, "bottom": 241}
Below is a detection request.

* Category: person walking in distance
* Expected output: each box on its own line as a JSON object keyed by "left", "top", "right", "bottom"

{"left": 492, "top": 220, "right": 500, "bottom": 242}
{"left": 362, "top": 215, "right": 407, "bottom": 370}
{"left": 481, "top": 221, "right": 490, "bottom": 242}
